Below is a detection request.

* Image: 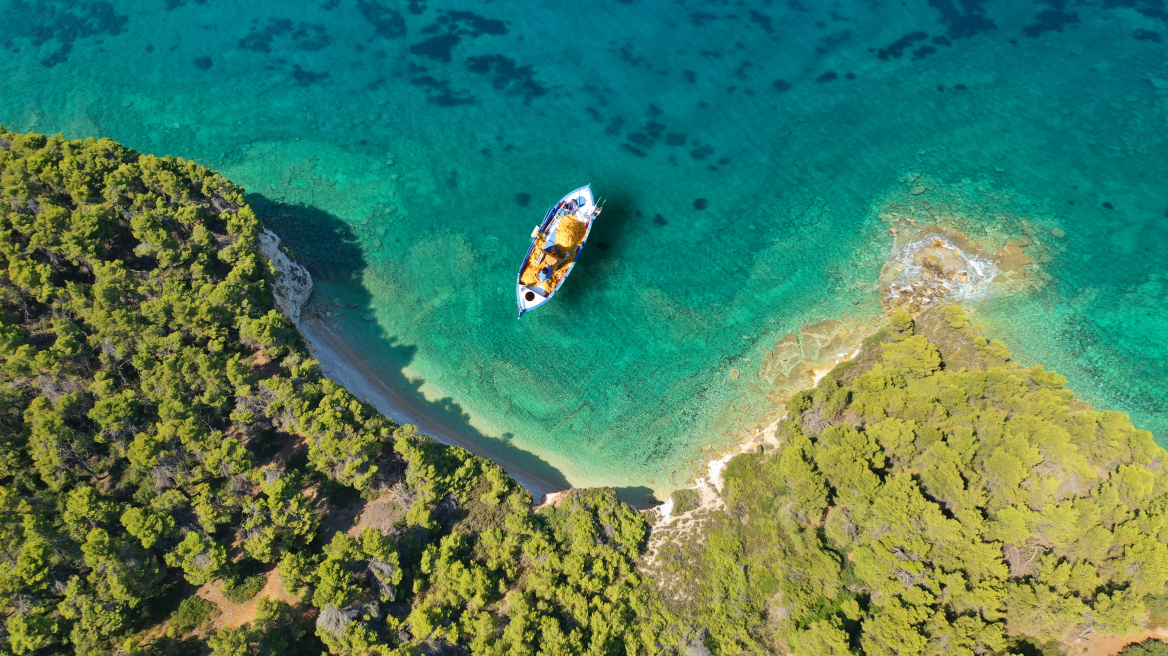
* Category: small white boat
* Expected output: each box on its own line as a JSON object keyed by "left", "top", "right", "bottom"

{"left": 516, "top": 185, "right": 602, "bottom": 317}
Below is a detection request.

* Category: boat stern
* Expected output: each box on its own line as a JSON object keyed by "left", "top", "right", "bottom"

{"left": 516, "top": 284, "right": 550, "bottom": 318}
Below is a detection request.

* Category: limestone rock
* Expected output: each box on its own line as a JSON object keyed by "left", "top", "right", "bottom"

{"left": 758, "top": 333, "right": 802, "bottom": 384}
{"left": 800, "top": 320, "right": 844, "bottom": 361}
{"left": 258, "top": 228, "right": 313, "bottom": 326}
{"left": 879, "top": 227, "right": 1004, "bottom": 313}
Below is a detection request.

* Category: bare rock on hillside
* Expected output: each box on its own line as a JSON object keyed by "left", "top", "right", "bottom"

{"left": 258, "top": 228, "right": 313, "bottom": 326}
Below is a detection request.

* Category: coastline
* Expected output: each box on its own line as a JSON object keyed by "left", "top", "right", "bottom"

{"left": 302, "top": 311, "right": 865, "bottom": 515}
{"left": 275, "top": 220, "right": 1017, "bottom": 514}
{"left": 655, "top": 347, "right": 862, "bottom": 524}
{"left": 297, "top": 316, "right": 566, "bottom": 502}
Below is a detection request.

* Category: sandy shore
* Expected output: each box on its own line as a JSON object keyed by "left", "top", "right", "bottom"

{"left": 298, "top": 317, "right": 566, "bottom": 502}
{"left": 655, "top": 347, "right": 861, "bottom": 525}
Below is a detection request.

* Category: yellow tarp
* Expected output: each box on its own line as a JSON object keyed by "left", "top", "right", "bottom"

{"left": 520, "top": 217, "right": 585, "bottom": 291}
{"left": 555, "top": 214, "right": 588, "bottom": 249}
{"left": 519, "top": 240, "right": 544, "bottom": 286}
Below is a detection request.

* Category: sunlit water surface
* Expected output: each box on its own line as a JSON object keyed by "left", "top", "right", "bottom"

{"left": 3, "top": 0, "right": 1166, "bottom": 500}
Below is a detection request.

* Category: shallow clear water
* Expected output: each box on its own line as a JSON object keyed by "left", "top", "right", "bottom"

{"left": 3, "top": 0, "right": 1165, "bottom": 500}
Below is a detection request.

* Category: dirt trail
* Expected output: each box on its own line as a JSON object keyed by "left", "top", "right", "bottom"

{"left": 1074, "top": 628, "right": 1168, "bottom": 656}
{"left": 197, "top": 569, "right": 298, "bottom": 629}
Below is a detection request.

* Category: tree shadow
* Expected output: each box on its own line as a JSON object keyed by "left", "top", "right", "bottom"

{"left": 247, "top": 193, "right": 573, "bottom": 496}
{"left": 613, "top": 485, "right": 661, "bottom": 510}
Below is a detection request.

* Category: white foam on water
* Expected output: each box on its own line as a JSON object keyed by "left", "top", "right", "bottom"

{"left": 884, "top": 234, "right": 1002, "bottom": 308}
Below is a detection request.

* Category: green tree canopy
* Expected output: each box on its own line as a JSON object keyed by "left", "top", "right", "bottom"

{"left": 655, "top": 306, "right": 1168, "bottom": 655}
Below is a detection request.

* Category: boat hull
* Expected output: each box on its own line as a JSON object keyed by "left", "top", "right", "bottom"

{"left": 516, "top": 184, "right": 599, "bottom": 317}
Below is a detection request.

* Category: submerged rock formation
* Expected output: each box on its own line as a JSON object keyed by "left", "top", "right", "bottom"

{"left": 258, "top": 228, "right": 314, "bottom": 326}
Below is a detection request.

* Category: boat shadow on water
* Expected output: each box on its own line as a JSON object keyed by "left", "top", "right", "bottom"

{"left": 248, "top": 193, "right": 574, "bottom": 497}
{"left": 547, "top": 184, "right": 640, "bottom": 311}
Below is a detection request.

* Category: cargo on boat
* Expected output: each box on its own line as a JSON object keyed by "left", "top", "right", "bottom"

{"left": 516, "top": 185, "right": 602, "bottom": 317}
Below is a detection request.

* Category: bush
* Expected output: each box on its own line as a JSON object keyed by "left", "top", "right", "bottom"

{"left": 222, "top": 573, "right": 267, "bottom": 604}
{"left": 670, "top": 489, "right": 701, "bottom": 515}
{"left": 1121, "top": 640, "right": 1168, "bottom": 656}
{"left": 664, "top": 305, "right": 1168, "bottom": 654}
{"left": 1148, "top": 594, "right": 1168, "bottom": 627}
{"left": 170, "top": 597, "right": 219, "bottom": 634}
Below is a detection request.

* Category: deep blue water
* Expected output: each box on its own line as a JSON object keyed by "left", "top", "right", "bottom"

{"left": 2, "top": 0, "right": 1166, "bottom": 499}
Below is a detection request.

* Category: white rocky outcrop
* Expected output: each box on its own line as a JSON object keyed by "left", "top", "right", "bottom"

{"left": 258, "top": 228, "right": 313, "bottom": 326}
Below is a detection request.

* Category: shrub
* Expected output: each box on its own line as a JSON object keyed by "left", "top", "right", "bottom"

{"left": 1121, "top": 640, "right": 1168, "bottom": 656}
{"left": 222, "top": 573, "right": 267, "bottom": 604}
{"left": 670, "top": 489, "right": 701, "bottom": 515}
{"left": 170, "top": 597, "right": 219, "bottom": 634}
{"left": 664, "top": 305, "right": 1168, "bottom": 654}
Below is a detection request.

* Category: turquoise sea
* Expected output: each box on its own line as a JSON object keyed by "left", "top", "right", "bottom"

{"left": 3, "top": 0, "right": 1165, "bottom": 502}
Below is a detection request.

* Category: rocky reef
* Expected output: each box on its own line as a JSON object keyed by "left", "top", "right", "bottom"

{"left": 721, "top": 217, "right": 1044, "bottom": 461}
{"left": 878, "top": 222, "right": 1037, "bottom": 312}
{"left": 756, "top": 316, "right": 882, "bottom": 388}
{"left": 709, "top": 314, "right": 886, "bottom": 447}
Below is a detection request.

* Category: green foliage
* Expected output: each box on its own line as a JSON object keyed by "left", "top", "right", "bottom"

{"left": 222, "top": 572, "right": 268, "bottom": 604}
{"left": 241, "top": 469, "right": 319, "bottom": 562}
{"left": 208, "top": 626, "right": 250, "bottom": 656}
{"left": 660, "top": 305, "right": 1168, "bottom": 654}
{"left": 1121, "top": 640, "right": 1168, "bottom": 656}
{"left": 203, "top": 596, "right": 314, "bottom": 656}
{"left": 251, "top": 596, "right": 310, "bottom": 656}
{"left": 5, "top": 610, "right": 57, "bottom": 655}
{"left": 1147, "top": 593, "right": 1168, "bottom": 627}
{"left": 881, "top": 334, "right": 942, "bottom": 378}
{"left": 121, "top": 505, "right": 175, "bottom": 548}
{"left": 889, "top": 309, "right": 914, "bottom": 335}
{"left": 941, "top": 304, "right": 971, "bottom": 329}
{"left": 170, "top": 596, "right": 219, "bottom": 634}
{"left": 299, "top": 380, "right": 391, "bottom": 490}
{"left": 277, "top": 550, "right": 317, "bottom": 598}
{"left": 165, "top": 532, "right": 228, "bottom": 585}
{"left": 670, "top": 488, "right": 700, "bottom": 514}
{"left": 0, "top": 128, "right": 281, "bottom": 654}
{"left": 0, "top": 127, "right": 674, "bottom": 655}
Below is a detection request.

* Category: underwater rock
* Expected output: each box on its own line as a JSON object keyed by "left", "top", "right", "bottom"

{"left": 258, "top": 228, "right": 314, "bottom": 326}
{"left": 758, "top": 333, "right": 803, "bottom": 385}
{"left": 800, "top": 319, "right": 845, "bottom": 361}
{"left": 881, "top": 234, "right": 991, "bottom": 311}
{"left": 993, "top": 241, "right": 1034, "bottom": 274}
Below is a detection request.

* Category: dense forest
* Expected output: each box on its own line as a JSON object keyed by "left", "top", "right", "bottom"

{"left": 3, "top": 127, "right": 1167, "bottom": 656}
{"left": 0, "top": 128, "right": 666, "bottom": 656}
{"left": 651, "top": 306, "right": 1168, "bottom": 655}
